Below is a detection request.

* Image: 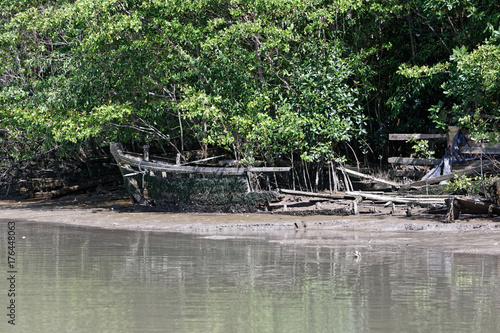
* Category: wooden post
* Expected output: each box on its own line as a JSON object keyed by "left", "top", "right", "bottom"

{"left": 445, "top": 198, "right": 460, "bottom": 223}
{"left": 352, "top": 200, "right": 359, "bottom": 215}
{"left": 448, "top": 126, "right": 459, "bottom": 153}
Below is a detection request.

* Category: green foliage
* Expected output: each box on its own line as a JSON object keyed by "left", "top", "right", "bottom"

{"left": 403, "top": 41, "right": 500, "bottom": 143}
{"left": 391, "top": 0, "right": 500, "bottom": 140}
{"left": 1, "top": 0, "right": 499, "bottom": 169}
{"left": 0, "top": 0, "right": 136, "bottom": 158}
{"left": 0, "top": 0, "right": 370, "bottom": 165}
{"left": 445, "top": 174, "right": 499, "bottom": 196}
{"left": 445, "top": 174, "right": 472, "bottom": 194}
{"left": 406, "top": 137, "right": 435, "bottom": 160}
{"left": 385, "top": 0, "right": 500, "bottom": 138}
{"left": 446, "top": 43, "right": 500, "bottom": 141}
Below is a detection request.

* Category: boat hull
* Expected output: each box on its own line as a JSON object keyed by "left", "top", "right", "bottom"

{"left": 111, "top": 143, "right": 283, "bottom": 212}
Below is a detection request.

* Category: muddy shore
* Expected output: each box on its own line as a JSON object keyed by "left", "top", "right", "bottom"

{"left": 2, "top": 193, "right": 500, "bottom": 255}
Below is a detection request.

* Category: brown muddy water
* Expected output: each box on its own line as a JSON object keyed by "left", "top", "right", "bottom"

{"left": 1, "top": 219, "right": 500, "bottom": 333}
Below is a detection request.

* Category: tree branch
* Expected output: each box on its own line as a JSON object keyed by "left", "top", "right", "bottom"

{"left": 111, "top": 118, "right": 185, "bottom": 160}
{"left": 414, "top": 7, "right": 451, "bottom": 54}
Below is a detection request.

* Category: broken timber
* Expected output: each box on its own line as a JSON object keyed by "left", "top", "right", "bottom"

{"left": 388, "top": 157, "right": 441, "bottom": 165}
{"left": 342, "top": 167, "right": 402, "bottom": 188}
{"left": 346, "top": 191, "right": 447, "bottom": 205}
{"left": 459, "top": 143, "right": 500, "bottom": 155}
{"left": 110, "top": 143, "right": 291, "bottom": 176}
{"left": 403, "top": 161, "right": 496, "bottom": 188}
{"left": 278, "top": 188, "right": 359, "bottom": 200}
{"left": 389, "top": 133, "right": 446, "bottom": 140}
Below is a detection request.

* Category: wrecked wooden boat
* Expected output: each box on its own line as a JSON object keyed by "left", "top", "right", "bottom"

{"left": 110, "top": 143, "right": 291, "bottom": 212}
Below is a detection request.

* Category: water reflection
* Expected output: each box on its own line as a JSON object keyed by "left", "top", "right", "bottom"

{"left": 1, "top": 220, "right": 499, "bottom": 333}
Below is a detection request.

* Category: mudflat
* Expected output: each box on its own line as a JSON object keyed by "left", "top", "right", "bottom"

{"left": 1, "top": 194, "right": 500, "bottom": 255}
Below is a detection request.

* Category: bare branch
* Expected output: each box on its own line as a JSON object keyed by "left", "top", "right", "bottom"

{"left": 111, "top": 119, "right": 185, "bottom": 160}
{"left": 414, "top": 7, "right": 451, "bottom": 54}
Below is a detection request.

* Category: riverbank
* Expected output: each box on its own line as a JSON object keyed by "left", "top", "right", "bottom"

{"left": 2, "top": 192, "right": 500, "bottom": 255}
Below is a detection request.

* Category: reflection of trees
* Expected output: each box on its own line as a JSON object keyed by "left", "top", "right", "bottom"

{"left": 3, "top": 223, "right": 135, "bottom": 332}
{"left": 2, "top": 222, "right": 499, "bottom": 332}
{"left": 106, "top": 234, "right": 500, "bottom": 332}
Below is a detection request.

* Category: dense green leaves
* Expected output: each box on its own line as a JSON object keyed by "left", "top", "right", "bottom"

{"left": 392, "top": 0, "right": 500, "bottom": 139}
{"left": 1, "top": 0, "right": 499, "bottom": 168}
{"left": 446, "top": 43, "right": 500, "bottom": 141}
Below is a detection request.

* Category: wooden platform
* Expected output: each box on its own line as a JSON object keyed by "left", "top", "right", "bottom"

{"left": 388, "top": 157, "right": 441, "bottom": 165}
{"left": 388, "top": 133, "right": 446, "bottom": 141}
{"left": 459, "top": 143, "right": 500, "bottom": 155}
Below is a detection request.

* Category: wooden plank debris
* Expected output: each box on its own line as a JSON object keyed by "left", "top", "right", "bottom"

{"left": 389, "top": 133, "right": 446, "bottom": 141}
{"left": 346, "top": 191, "right": 447, "bottom": 205}
{"left": 247, "top": 167, "right": 293, "bottom": 173}
{"left": 181, "top": 155, "right": 225, "bottom": 165}
{"left": 111, "top": 143, "right": 291, "bottom": 175}
{"left": 278, "top": 189, "right": 358, "bottom": 200}
{"left": 388, "top": 170, "right": 426, "bottom": 178}
{"left": 388, "top": 157, "right": 441, "bottom": 165}
{"left": 459, "top": 143, "right": 500, "bottom": 155}
{"left": 343, "top": 167, "right": 402, "bottom": 187}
